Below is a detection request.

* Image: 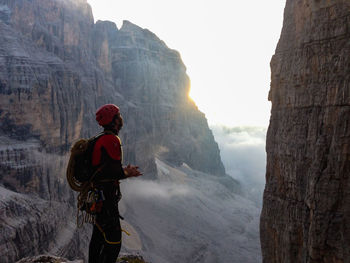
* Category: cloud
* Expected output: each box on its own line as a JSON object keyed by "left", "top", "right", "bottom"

{"left": 210, "top": 125, "right": 266, "bottom": 202}
{"left": 122, "top": 179, "right": 191, "bottom": 200}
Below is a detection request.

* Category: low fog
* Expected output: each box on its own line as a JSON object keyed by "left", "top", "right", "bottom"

{"left": 116, "top": 126, "right": 266, "bottom": 262}
{"left": 120, "top": 159, "right": 261, "bottom": 263}
{"left": 210, "top": 125, "right": 266, "bottom": 206}
{"left": 122, "top": 179, "right": 191, "bottom": 200}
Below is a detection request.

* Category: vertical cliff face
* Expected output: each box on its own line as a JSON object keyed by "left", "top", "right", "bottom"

{"left": 0, "top": 2, "right": 93, "bottom": 260}
{"left": 0, "top": 0, "right": 97, "bottom": 149}
{"left": 261, "top": 1, "right": 350, "bottom": 262}
{"left": 0, "top": 0, "right": 226, "bottom": 261}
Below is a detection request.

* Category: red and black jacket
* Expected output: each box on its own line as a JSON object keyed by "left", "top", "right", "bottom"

{"left": 91, "top": 132, "right": 127, "bottom": 201}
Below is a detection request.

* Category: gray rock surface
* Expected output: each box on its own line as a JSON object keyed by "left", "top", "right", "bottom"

{"left": 15, "top": 254, "right": 147, "bottom": 263}
{"left": 260, "top": 0, "right": 350, "bottom": 262}
{"left": 16, "top": 255, "right": 83, "bottom": 263}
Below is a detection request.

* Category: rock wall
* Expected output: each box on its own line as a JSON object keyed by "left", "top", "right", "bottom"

{"left": 260, "top": 1, "right": 350, "bottom": 262}
{"left": 0, "top": 0, "right": 226, "bottom": 261}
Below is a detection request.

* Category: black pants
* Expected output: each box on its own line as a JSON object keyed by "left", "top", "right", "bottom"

{"left": 88, "top": 201, "right": 122, "bottom": 263}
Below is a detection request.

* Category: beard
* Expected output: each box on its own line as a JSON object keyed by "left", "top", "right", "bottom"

{"left": 117, "top": 119, "right": 123, "bottom": 131}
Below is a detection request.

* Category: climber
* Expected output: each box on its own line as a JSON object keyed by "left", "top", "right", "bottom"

{"left": 88, "top": 104, "right": 142, "bottom": 263}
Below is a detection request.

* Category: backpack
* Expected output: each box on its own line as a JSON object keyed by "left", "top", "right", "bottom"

{"left": 66, "top": 132, "right": 109, "bottom": 226}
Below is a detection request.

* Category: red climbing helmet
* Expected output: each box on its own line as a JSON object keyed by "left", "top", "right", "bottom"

{"left": 95, "top": 104, "right": 120, "bottom": 126}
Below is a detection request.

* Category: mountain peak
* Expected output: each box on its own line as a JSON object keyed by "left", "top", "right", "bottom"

{"left": 120, "top": 20, "right": 143, "bottom": 32}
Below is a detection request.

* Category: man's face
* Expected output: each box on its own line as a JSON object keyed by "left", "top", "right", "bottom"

{"left": 114, "top": 113, "right": 124, "bottom": 132}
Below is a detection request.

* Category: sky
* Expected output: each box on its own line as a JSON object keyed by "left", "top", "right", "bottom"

{"left": 87, "top": 0, "right": 286, "bottom": 127}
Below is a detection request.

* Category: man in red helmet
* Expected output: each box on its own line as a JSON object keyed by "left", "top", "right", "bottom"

{"left": 89, "top": 104, "right": 142, "bottom": 263}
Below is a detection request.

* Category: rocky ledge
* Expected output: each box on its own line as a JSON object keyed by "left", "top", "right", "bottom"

{"left": 16, "top": 254, "right": 148, "bottom": 263}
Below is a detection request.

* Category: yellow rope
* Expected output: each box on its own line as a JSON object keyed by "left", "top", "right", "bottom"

{"left": 95, "top": 223, "right": 122, "bottom": 245}
{"left": 122, "top": 229, "right": 131, "bottom": 236}
{"left": 66, "top": 139, "right": 90, "bottom": 192}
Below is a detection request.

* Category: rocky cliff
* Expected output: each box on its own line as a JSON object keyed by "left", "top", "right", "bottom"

{"left": 261, "top": 0, "right": 350, "bottom": 262}
{"left": 16, "top": 254, "right": 147, "bottom": 263}
{"left": 0, "top": 0, "right": 228, "bottom": 262}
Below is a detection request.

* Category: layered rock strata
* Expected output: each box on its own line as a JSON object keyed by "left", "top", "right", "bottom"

{"left": 261, "top": 1, "right": 350, "bottom": 262}
{"left": 0, "top": 0, "right": 226, "bottom": 261}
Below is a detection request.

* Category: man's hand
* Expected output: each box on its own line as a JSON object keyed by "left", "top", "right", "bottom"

{"left": 124, "top": 164, "right": 142, "bottom": 178}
